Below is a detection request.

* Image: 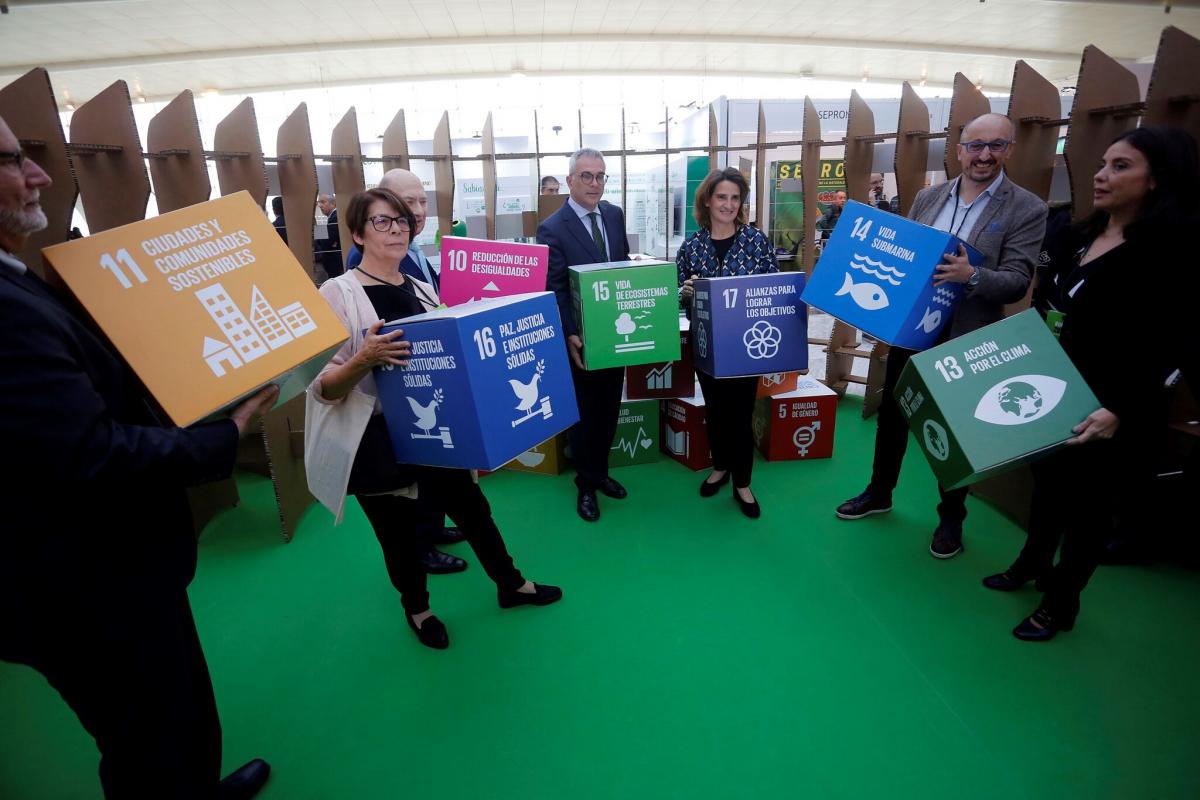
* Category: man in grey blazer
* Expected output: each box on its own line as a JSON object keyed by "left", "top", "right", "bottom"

{"left": 835, "top": 113, "right": 1048, "bottom": 558}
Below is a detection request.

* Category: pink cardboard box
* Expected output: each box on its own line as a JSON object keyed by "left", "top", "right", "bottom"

{"left": 439, "top": 236, "right": 549, "bottom": 307}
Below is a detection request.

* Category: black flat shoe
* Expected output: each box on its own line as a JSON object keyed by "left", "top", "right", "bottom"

{"left": 218, "top": 758, "right": 270, "bottom": 800}
{"left": 433, "top": 526, "right": 466, "bottom": 545}
{"left": 983, "top": 570, "right": 1035, "bottom": 592}
{"left": 598, "top": 477, "right": 627, "bottom": 499}
{"left": 577, "top": 490, "right": 600, "bottom": 522}
{"left": 699, "top": 471, "right": 731, "bottom": 498}
{"left": 407, "top": 614, "right": 449, "bottom": 649}
{"left": 421, "top": 548, "right": 468, "bottom": 574}
{"left": 498, "top": 582, "right": 563, "bottom": 608}
{"left": 734, "top": 490, "right": 761, "bottom": 519}
{"left": 1012, "top": 607, "right": 1074, "bottom": 642}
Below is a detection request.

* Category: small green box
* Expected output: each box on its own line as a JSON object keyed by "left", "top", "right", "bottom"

{"left": 609, "top": 399, "right": 661, "bottom": 467}
{"left": 569, "top": 260, "right": 681, "bottom": 370}
{"left": 894, "top": 309, "right": 1100, "bottom": 490}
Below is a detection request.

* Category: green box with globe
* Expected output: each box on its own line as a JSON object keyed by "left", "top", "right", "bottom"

{"left": 569, "top": 260, "right": 681, "bottom": 370}
{"left": 894, "top": 309, "right": 1100, "bottom": 490}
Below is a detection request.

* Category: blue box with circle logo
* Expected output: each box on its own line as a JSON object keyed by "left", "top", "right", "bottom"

{"left": 801, "top": 200, "right": 982, "bottom": 350}
{"left": 372, "top": 291, "right": 578, "bottom": 470}
{"left": 691, "top": 272, "right": 808, "bottom": 378}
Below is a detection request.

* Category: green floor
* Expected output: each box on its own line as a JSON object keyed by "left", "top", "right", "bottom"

{"left": 3, "top": 398, "right": 1198, "bottom": 799}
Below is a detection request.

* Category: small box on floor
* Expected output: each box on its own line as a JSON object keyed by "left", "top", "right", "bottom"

{"left": 753, "top": 377, "right": 838, "bottom": 460}
{"left": 756, "top": 371, "right": 801, "bottom": 398}
{"left": 894, "top": 309, "right": 1100, "bottom": 489}
{"left": 661, "top": 383, "right": 711, "bottom": 471}
{"left": 610, "top": 397, "right": 661, "bottom": 468}
{"left": 625, "top": 316, "right": 695, "bottom": 400}
{"left": 504, "top": 432, "right": 569, "bottom": 476}
{"left": 801, "top": 200, "right": 981, "bottom": 349}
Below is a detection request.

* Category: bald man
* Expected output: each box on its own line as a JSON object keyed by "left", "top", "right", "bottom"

{"left": 835, "top": 113, "right": 1047, "bottom": 559}
{"left": 0, "top": 113, "right": 274, "bottom": 798}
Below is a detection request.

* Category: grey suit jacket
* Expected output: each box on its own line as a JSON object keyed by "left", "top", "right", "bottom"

{"left": 909, "top": 173, "right": 1047, "bottom": 338}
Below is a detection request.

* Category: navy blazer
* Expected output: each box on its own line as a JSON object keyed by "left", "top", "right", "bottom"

{"left": 538, "top": 199, "right": 630, "bottom": 338}
{"left": 0, "top": 263, "right": 238, "bottom": 658}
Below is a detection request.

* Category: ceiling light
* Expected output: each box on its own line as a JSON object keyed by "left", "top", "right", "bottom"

{"left": 65, "top": 102, "right": 75, "bottom": 111}
{"left": 201, "top": 88, "right": 219, "bottom": 98}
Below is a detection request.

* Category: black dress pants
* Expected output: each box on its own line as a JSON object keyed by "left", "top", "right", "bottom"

{"left": 696, "top": 370, "right": 759, "bottom": 489}
{"left": 1013, "top": 439, "right": 1120, "bottom": 620}
{"left": 567, "top": 361, "right": 625, "bottom": 492}
{"left": 357, "top": 467, "right": 524, "bottom": 616}
{"left": 12, "top": 591, "right": 223, "bottom": 799}
{"left": 868, "top": 346, "right": 969, "bottom": 525}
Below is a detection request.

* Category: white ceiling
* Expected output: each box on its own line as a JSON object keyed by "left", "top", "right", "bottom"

{"left": 2, "top": 0, "right": 1198, "bottom": 106}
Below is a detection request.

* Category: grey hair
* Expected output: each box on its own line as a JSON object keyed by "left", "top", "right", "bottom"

{"left": 568, "top": 147, "right": 606, "bottom": 175}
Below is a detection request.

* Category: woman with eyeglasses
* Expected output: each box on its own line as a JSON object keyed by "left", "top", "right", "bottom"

{"left": 982, "top": 126, "right": 1200, "bottom": 641}
{"left": 311, "top": 188, "right": 562, "bottom": 649}
{"left": 677, "top": 168, "right": 779, "bottom": 518}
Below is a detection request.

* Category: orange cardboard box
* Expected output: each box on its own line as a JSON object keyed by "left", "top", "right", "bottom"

{"left": 42, "top": 192, "right": 347, "bottom": 426}
{"left": 756, "top": 371, "right": 800, "bottom": 398}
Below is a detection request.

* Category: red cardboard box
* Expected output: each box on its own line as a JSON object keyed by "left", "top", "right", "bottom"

{"left": 661, "top": 382, "right": 711, "bottom": 471}
{"left": 753, "top": 377, "right": 838, "bottom": 460}
{"left": 625, "top": 317, "right": 695, "bottom": 400}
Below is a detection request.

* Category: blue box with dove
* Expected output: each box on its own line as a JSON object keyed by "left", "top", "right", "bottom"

{"left": 691, "top": 272, "right": 808, "bottom": 378}
{"left": 801, "top": 200, "right": 982, "bottom": 350}
{"left": 373, "top": 291, "right": 579, "bottom": 470}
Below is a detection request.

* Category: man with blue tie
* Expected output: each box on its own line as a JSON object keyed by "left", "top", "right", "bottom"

{"left": 538, "top": 148, "right": 631, "bottom": 522}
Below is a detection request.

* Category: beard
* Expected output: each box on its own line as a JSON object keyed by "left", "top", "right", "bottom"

{"left": 0, "top": 203, "right": 48, "bottom": 238}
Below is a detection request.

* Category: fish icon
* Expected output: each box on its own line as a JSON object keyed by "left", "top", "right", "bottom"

{"left": 835, "top": 273, "right": 889, "bottom": 311}
{"left": 915, "top": 306, "right": 942, "bottom": 334}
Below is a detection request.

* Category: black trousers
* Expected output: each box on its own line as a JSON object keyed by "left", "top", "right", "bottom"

{"left": 10, "top": 591, "right": 223, "bottom": 799}
{"left": 1012, "top": 440, "right": 1119, "bottom": 620}
{"left": 696, "top": 370, "right": 759, "bottom": 489}
{"left": 357, "top": 468, "right": 524, "bottom": 616}
{"left": 868, "top": 346, "right": 969, "bottom": 524}
{"left": 567, "top": 361, "right": 625, "bottom": 492}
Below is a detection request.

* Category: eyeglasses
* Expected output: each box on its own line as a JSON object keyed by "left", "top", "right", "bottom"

{"left": 575, "top": 171, "right": 607, "bottom": 184}
{"left": 0, "top": 149, "right": 27, "bottom": 168}
{"left": 961, "top": 139, "right": 1012, "bottom": 155}
{"left": 369, "top": 214, "right": 412, "bottom": 233}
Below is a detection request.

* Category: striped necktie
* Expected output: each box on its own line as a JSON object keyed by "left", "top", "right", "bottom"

{"left": 588, "top": 212, "right": 606, "bottom": 260}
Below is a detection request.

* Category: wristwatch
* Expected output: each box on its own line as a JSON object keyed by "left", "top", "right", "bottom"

{"left": 966, "top": 266, "right": 981, "bottom": 289}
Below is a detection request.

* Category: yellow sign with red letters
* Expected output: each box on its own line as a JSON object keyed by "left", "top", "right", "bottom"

{"left": 42, "top": 191, "right": 347, "bottom": 426}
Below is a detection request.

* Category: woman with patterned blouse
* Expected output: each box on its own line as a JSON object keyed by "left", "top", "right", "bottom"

{"left": 677, "top": 167, "right": 779, "bottom": 518}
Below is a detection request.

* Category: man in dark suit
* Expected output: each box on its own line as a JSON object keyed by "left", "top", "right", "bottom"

{"left": 538, "top": 147, "right": 631, "bottom": 521}
{"left": 314, "top": 192, "right": 343, "bottom": 279}
{"left": 834, "top": 113, "right": 1048, "bottom": 559}
{"left": 0, "top": 114, "right": 276, "bottom": 798}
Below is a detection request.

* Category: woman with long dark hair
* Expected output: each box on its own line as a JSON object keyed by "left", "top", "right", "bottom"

{"left": 982, "top": 126, "right": 1200, "bottom": 640}
{"left": 310, "top": 188, "right": 561, "bottom": 650}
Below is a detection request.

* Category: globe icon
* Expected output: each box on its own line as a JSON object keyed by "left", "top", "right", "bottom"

{"left": 997, "top": 381, "right": 1044, "bottom": 419}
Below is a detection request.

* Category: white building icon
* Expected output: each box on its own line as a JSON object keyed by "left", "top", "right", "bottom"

{"left": 199, "top": 282, "right": 315, "bottom": 377}
{"left": 645, "top": 363, "right": 673, "bottom": 390}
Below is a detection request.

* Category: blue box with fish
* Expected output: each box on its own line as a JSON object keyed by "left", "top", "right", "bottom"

{"left": 691, "top": 272, "right": 808, "bottom": 378}
{"left": 800, "top": 200, "right": 981, "bottom": 350}
{"left": 373, "top": 291, "right": 579, "bottom": 470}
